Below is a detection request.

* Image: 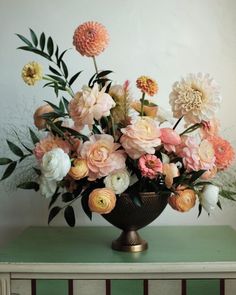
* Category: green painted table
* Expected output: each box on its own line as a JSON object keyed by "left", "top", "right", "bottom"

{"left": 0, "top": 226, "right": 236, "bottom": 295}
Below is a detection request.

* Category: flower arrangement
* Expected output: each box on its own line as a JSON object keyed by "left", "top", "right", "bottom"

{"left": 0, "top": 21, "right": 235, "bottom": 227}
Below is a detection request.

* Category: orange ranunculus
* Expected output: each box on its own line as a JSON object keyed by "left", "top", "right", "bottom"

{"left": 69, "top": 158, "right": 89, "bottom": 180}
{"left": 88, "top": 188, "right": 116, "bottom": 214}
{"left": 168, "top": 186, "right": 196, "bottom": 212}
{"left": 34, "top": 104, "right": 54, "bottom": 130}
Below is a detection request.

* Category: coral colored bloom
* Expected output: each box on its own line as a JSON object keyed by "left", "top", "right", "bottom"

{"left": 69, "top": 83, "right": 115, "bottom": 130}
{"left": 162, "top": 163, "right": 179, "bottom": 188}
{"left": 73, "top": 21, "right": 109, "bottom": 57}
{"left": 22, "top": 61, "right": 43, "bottom": 86}
{"left": 201, "top": 165, "right": 217, "bottom": 180}
{"left": 80, "top": 134, "right": 126, "bottom": 181}
{"left": 138, "top": 154, "right": 163, "bottom": 179}
{"left": 168, "top": 186, "right": 196, "bottom": 212}
{"left": 160, "top": 128, "right": 181, "bottom": 153}
{"left": 34, "top": 135, "right": 71, "bottom": 160}
{"left": 33, "top": 104, "right": 54, "bottom": 130}
{"left": 136, "top": 76, "right": 158, "bottom": 96}
{"left": 69, "top": 158, "right": 89, "bottom": 180}
{"left": 120, "top": 117, "right": 161, "bottom": 159}
{"left": 209, "top": 136, "right": 235, "bottom": 170}
{"left": 88, "top": 188, "right": 116, "bottom": 214}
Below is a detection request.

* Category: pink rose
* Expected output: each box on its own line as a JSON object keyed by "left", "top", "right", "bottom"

{"left": 120, "top": 117, "right": 161, "bottom": 159}
{"left": 80, "top": 134, "right": 126, "bottom": 180}
{"left": 69, "top": 83, "right": 115, "bottom": 130}
{"left": 160, "top": 128, "right": 181, "bottom": 153}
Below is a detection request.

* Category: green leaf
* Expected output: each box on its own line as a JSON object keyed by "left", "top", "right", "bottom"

{"left": 60, "top": 126, "right": 89, "bottom": 141}
{"left": 16, "top": 33, "right": 33, "bottom": 47}
{"left": 69, "top": 71, "right": 82, "bottom": 86}
{"left": 97, "top": 70, "right": 113, "bottom": 78}
{"left": 81, "top": 194, "right": 92, "bottom": 220}
{"left": 64, "top": 206, "right": 75, "bottom": 227}
{"left": 39, "top": 32, "right": 46, "bottom": 51}
{"left": 0, "top": 158, "right": 12, "bottom": 165}
{"left": 47, "top": 36, "right": 54, "bottom": 56}
{"left": 189, "top": 170, "right": 206, "bottom": 183}
{"left": 48, "top": 206, "right": 61, "bottom": 224}
{"left": 58, "top": 49, "right": 69, "bottom": 65}
{"left": 49, "top": 66, "right": 61, "bottom": 76}
{"left": 6, "top": 140, "right": 24, "bottom": 157}
{"left": 29, "top": 128, "right": 40, "bottom": 144}
{"left": 132, "top": 195, "right": 142, "bottom": 207}
{"left": 59, "top": 100, "right": 65, "bottom": 113}
{"left": 62, "top": 192, "right": 74, "bottom": 203}
{"left": 55, "top": 45, "right": 59, "bottom": 60}
{"left": 48, "top": 189, "right": 60, "bottom": 209}
{"left": 44, "top": 100, "right": 60, "bottom": 112}
{"left": 197, "top": 204, "right": 202, "bottom": 218}
{"left": 46, "top": 75, "right": 66, "bottom": 86}
{"left": 217, "top": 200, "right": 222, "bottom": 210}
{"left": 62, "top": 97, "right": 69, "bottom": 112}
{"left": 194, "top": 181, "right": 213, "bottom": 187}
{"left": 33, "top": 167, "right": 41, "bottom": 176}
{"left": 219, "top": 190, "right": 236, "bottom": 201}
{"left": 29, "top": 28, "right": 38, "bottom": 47}
{"left": 61, "top": 60, "right": 68, "bottom": 78}
{"left": 17, "top": 181, "right": 39, "bottom": 191}
{"left": 88, "top": 72, "right": 97, "bottom": 87}
{"left": 1, "top": 161, "right": 17, "bottom": 180}
{"left": 17, "top": 46, "right": 52, "bottom": 60}
{"left": 92, "top": 124, "right": 101, "bottom": 134}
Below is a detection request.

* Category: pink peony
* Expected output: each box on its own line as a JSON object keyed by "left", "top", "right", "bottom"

{"left": 176, "top": 136, "right": 215, "bottom": 172}
{"left": 80, "top": 134, "right": 126, "bottom": 181}
{"left": 120, "top": 117, "right": 161, "bottom": 159}
{"left": 69, "top": 83, "right": 115, "bottom": 130}
{"left": 73, "top": 21, "right": 109, "bottom": 57}
{"left": 138, "top": 154, "right": 163, "bottom": 179}
{"left": 34, "top": 135, "right": 71, "bottom": 161}
{"left": 160, "top": 128, "right": 181, "bottom": 153}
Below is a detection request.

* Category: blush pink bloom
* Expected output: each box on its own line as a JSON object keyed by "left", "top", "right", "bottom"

{"left": 176, "top": 136, "right": 215, "bottom": 172}
{"left": 200, "top": 118, "right": 220, "bottom": 139}
{"left": 69, "top": 83, "right": 115, "bottom": 130}
{"left": 80, "top": 134, "right": 126, "bottom": 181}
{"left": 209, "top": 136, "right": 235, "bottom": 170}
{"left": 34, "top": 135, "right": 71, "bottom": 161}
{"left": 120, "top": 117, "right": 161, "bottom": 159}
{"left": 138, "top": 154, "right": 163, "bottom": 179}
{"left": 73, "top": 21, "right": 109, "bottom": 57}
{"left": 160, "top": 128, "right": 181, "bottom": 153}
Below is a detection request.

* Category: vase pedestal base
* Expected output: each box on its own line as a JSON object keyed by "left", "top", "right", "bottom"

{"left": 111, "top": 230, "right": 148, "bottom": 252}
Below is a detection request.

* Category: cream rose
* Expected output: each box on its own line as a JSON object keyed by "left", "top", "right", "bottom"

{"left": 88, "top": 188, "right": 116, "bottom": 214}
{"left": 120, "top": 117, "right": 161, "bottom": 159}
{"left": 104, "top": 169, "right": 130, "bottom": 194}
{"left": 80, "top": 134, "right": 126, "bottom": 181}
{"left": 41, "top": 148, "right": 71, "bottom": 181}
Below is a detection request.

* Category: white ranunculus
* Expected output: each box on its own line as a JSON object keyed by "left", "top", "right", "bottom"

{"left": 199, "top": 184, "right": 219, "bottom": 213}
{"left": 39, "top": 176, "right": 57, "bottom": 199}
{"left": 104, "top": 169, "right": 130, "bottom": 194}
{"left": 41, "top": 148, "right": 71, "bottom": 181}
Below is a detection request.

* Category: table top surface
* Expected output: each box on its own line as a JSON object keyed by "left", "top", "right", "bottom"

{"left": 0, "top": 225, "right": 236, "bottom": 264}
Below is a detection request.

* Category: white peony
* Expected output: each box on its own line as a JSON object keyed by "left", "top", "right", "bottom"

{"left": 104, "top": 169, "right": 130, "bottom": 194}
{"left": 39, "top": 176, "right": 57, "bottom": 199}
{"left": 41, "top": 148, "right": 71, "bottom": 181}
{"left": 169, "top": 73, "right": 221, "bottom": 125}
{"left": 199, "top": 184, "right": 219, "bottom": 213}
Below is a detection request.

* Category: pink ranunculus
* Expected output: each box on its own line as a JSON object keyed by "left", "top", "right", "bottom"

{"left": 34, "top": 135, "right": 71, "bottom": 161}
{"left": 160, "top": 128, "right": 181, "bottom": 153}
{"left": 69, "top": 83, "right": 115, "bottom": 130}
{"left": 80, "top": 134, "right": 126, "bottom": 181}
{"left": 138, "top": 154, "right": 163, "bottom": 179}
{"left": 120, "top": 117, "right": 161, "bottom": 159}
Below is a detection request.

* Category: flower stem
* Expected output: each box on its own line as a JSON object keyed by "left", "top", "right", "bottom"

{"left": 92, "top": 56, "right": 99, "bottom": 75}
{"left": 140, "top": 92, "right": 146, "bottom": 117}
{"left": 173, "top": 116, "right": 183, "bottom": 130}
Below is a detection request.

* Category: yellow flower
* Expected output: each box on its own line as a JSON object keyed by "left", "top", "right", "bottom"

{"left": 88, "top": 188, "right": 116, "bottom": 214}
{"left": 21, "top": 61, "right": 43, "bottom": 86}
{"left": 69, "top": 158, "right": 89, "bottom": 180}
{"left": 136, "top": 76, "right": 158, "bottom": 96}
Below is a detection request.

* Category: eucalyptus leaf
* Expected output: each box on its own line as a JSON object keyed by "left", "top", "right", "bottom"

{"left": 0, "top": 158, "right": 12, "bottom": 165}
{"left": 29, "top": 28, "right": 38, "bottom": 47}
{"left": 64, "top": 206, "right": 75, "bottom": 227}
{"left": 48, "top": 206, "right": 61, "bottom": 224}
{"left": 39, "top": 32, "right": 46, "bottom": 51}
{"left": 1, "top": 161, "right": 17, "bottom": 180}
{"left": 17, "top": 181, "right": 39, "bottom": 191}
{"left": 6, "top": 140, "right": 24, "bottom": 157}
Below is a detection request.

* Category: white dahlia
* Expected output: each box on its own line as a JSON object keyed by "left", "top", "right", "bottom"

{"left": 169, "top": 73, "right": 221, "bottom": 125}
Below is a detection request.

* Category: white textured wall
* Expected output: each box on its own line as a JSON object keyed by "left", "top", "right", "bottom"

{"left": 0, "top": 0, "right": 236, "bottom": 246}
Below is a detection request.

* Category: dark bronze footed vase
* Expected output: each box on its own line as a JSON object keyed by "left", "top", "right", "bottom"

{"left": 102, "top": 192, "right": 168, "bottom": 252}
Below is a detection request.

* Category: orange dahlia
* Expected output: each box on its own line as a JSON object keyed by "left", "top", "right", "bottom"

{"left": 136, "top": 76, "right": 158, "bottom": 96}
{"left": 209, "top": 136, "right": 235, "bottom": 170}
{"left": 73, "top": 21, "right": 109, "bottom": 57}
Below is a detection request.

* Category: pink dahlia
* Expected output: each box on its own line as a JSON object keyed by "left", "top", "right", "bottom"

{"left": 138, "top": 154, "right": 163, "bottom": 179}
{"left": 73, "top": 21, "right": 109, "bottom": 57}
{"left": 209, "top": 136, "right": 235, "bottom": 170}
{"left": 160, "top": 128, "right": 181, "bottom": 153}
{"left": 80, "top": 134, "right": 126, "bottom": 181}
{"left": 34, "top": 135, "right": 71, "bottom": 161}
